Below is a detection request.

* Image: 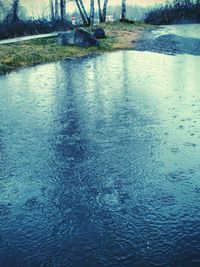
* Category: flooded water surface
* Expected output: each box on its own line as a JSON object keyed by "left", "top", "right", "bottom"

{"left": 0, "top": 25, "right": 200, "bottom": 266}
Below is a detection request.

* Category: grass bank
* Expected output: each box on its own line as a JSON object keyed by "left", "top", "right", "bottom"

{"left": 0, "top": 21, "right": 149, "bottom": 75}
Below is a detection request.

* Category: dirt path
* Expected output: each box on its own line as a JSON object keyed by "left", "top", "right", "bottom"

{"left": 0, "top": 32, "right": 58, "bottom": 45}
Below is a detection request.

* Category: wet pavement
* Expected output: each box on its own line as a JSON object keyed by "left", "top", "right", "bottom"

{"left": 0, "top": 25, "right": 200, "bottom": 267}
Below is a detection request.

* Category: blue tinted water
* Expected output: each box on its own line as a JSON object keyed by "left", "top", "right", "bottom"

{"left": 0, "top": 30, "right": 200, "bottom": 267}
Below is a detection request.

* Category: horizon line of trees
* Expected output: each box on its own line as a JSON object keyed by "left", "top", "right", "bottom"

{"left": 0, "top": 0, "right": 128, "bottom": 26}
{"left": 145, "top": 0, "right": 200, "bottom": 25}
{"left": 0, "top": 0, "right": 129, "bottom": 40}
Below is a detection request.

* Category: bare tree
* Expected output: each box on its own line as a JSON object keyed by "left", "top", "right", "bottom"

{"left": 60, "top": 0, "right": 66, "bottom": 22}
{"left": 102, "top": 0, "right": 108, "bottom": 21}
{"left": 75, "top": 0, "right": 90, "bottom": 26}
{"left": 79, "top": 0, "right": 90, "bottom": 24}
{"left": 97, "top": 0, "right": 103, "bottom": 22}
{"left": 121, "top": 0, "right": 126, "bottom": 19}
{"left": 75, "top": 0, "right": 108, "bottom": 26}
{"left": 5, "top": 0, "right": 20, "bottom": 24}
{"left": 55, "top": 0, "right": 59, "bottom": 20}
{"left": 50, "top": 0, "right": 55, "bottom": 21}
{"left": 97, "top": 0, "right": 109, "bottom": 23}
{"left": 90, "top": 0, "right": 95, "bottom": 25}
{"left": 75, "top": 0, "right": 89, "bottom": 25}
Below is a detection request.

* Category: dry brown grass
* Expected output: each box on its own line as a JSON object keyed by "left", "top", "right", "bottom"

{"left": 0, "top": 21, "right": 149, "bottom": 75}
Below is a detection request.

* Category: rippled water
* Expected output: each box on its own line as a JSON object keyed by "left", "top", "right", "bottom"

{"left": 0, "top": 30, "right": 200, "bottom": 266}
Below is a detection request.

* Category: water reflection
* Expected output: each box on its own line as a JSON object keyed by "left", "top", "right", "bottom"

{"left": 0, "top": 41, "right": 200, "bottom": 266}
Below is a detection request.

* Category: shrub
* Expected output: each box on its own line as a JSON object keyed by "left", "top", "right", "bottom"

{"left": 144, "top": 2, "right": 200, "bottom": 25}
{"left": 0, "top": 19, "right": 72, "bottom": 40}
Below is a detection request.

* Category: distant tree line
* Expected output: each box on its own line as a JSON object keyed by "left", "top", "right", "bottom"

{"left": 0, "top": 0, "right": 72, "bottom": 39}
{"left": 145, "top": 0, "right": 200, "bottom": 25}
{"left": 0, "top": 0, "right": 68, "bottom": 24}
{"left": 0, "top": 0, "right": 133, "bottom": 39}
{"left": 0, "top": 0, "right": 130, "bottom": 26}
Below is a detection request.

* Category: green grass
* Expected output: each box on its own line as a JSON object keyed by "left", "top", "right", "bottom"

{"left": 0, "top": 21, "right": 150, "bottom": 75}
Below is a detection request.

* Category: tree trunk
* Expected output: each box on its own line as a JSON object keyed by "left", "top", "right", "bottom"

{"left": 6, "top": 0, "right": 20, "bottom": 24}
{"left": 60, "top": 0, "right": 66, "bottom": 22}
{"left": 50, "top": 0, "right": 55, "bottom": 21}
{"left": 55, "top": 0, "right": 59, "bottom": 20}
{"left": 75, "top": 0, "right": 89, "bottom": 26}
{"left": 89, "top": 0, "right": 95, "bottom": 25}
{"left": 13, "top": 0, "right": 20, "bottom": 22}
{"left": 97, "top": 0, "right": 103, "bottom": 23}
{"left": 121, "top": 0, "right": 126, "bottom": 20}
{"left": 102, "top": 0, "right": 108, "bottom": 22}
{"left": 79, "top": 0, "right": 90, "bottom": 24}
